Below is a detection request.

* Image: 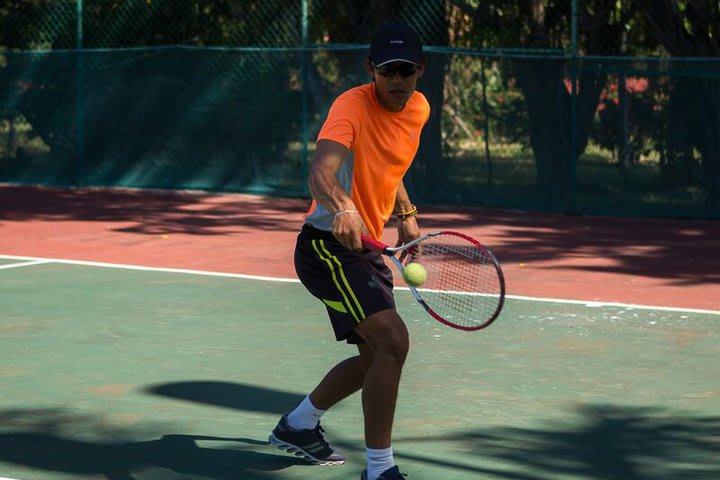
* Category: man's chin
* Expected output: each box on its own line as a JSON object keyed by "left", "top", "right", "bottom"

{"left": 387, "top": 93, "right": 410, "bottom": 107}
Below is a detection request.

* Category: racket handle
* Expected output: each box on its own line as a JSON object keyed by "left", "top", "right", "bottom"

{"left": 361, "top": 234, "right": 389, "bottom": 253}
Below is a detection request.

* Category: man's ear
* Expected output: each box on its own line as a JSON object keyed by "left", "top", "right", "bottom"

{"left": 417, "top": 59, "right": 427, "bottom": 78}
{"left": 365, "top": 57, "right": 375, "bottom": 80}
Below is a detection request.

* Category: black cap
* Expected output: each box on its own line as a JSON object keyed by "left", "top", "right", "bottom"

{"left": 369, "top": 24, "right": 423, "bottom": 67}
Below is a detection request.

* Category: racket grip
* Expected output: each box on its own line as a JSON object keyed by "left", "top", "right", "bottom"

{"left": 360, "top": 234, "right": 388, "bottom": 253}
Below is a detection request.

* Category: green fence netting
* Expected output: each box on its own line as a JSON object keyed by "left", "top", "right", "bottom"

{"left": 1, "top": 1, "right": 718, "bottom": 219}
{"left": 1, "top": 46, "right": 718, "bottom": 218}
{"left": 0, "top": 0, "right": 451, "bottom": 49}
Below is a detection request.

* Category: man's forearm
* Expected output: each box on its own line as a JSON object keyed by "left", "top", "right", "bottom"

{"left": 394, "top": 181, "right": 415, "bottom": 214}
{"left": 309, "top": 168, "right": 356, "bottom": 215}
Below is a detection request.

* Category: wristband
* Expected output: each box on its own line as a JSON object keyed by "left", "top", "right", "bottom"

{"left": 334, "top": 209, "right": 359, "bottom": 219}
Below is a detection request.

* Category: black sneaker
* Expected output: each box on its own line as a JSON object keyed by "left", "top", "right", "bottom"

{"left": 361, "top": 466, "right": 407, "bottom": 479}
{"left": 268, "top": 414, "right": 346, "bottom": 466}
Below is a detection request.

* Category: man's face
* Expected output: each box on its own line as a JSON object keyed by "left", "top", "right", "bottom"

{"left": 367, "top": 60, "right": 425, "bottom": 112}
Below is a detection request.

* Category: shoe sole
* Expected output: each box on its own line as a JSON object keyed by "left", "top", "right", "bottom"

{"left": 268, "top": 433, "right": 346, "bottom": 466}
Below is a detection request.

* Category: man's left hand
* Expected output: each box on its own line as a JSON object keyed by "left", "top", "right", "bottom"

{"left": 396, "top": 217, "right": 421, "bottom": 247}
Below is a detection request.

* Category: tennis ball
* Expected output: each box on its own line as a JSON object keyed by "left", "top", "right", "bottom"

{"left": 403, "top": 262, "right": 427, "bottom": 287}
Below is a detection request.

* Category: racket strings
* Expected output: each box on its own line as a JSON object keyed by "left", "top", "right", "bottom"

{"left": 407, "top": 236, "right": 503, "bottom": 328}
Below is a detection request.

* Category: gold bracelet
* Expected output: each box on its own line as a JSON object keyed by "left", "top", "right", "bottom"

{"left": 396, "top": 205, "right": 418, "bottom": 220}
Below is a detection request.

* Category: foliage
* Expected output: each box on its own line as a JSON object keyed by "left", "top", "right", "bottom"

{"left": 592, "top": 75, "right": 670, "bottom": 163}
{"left": 0, "top": 0, "right": 718, "bottom": 213}
{"left": 442, "top": 56, "right": 529, "bottom": 149}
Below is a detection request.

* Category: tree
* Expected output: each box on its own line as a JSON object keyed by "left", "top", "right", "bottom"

{"left": 455, "top": 0, "right": 628, "bottom": 209}
{"left": 633, "top": 0, "right": 720, "bottom": 208}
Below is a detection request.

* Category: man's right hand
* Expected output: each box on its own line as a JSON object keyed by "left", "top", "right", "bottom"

{"left": 332, "top": 210, "right": 367, "bottom": 252}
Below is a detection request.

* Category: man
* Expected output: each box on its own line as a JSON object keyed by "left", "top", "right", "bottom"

{"left": 269, "top": 23, "right": 429, "bottom": 480}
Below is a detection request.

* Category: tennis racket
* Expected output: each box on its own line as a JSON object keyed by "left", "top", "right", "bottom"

{"left": 361, "top": 232, "right": 505, "bottom": 331}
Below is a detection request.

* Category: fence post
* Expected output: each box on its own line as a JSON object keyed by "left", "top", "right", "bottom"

{"left": 568, "top": 0, "right": 578, "bottom": 213}
{"left": 300, "top": 0, "right": 309, "bottom": 194}
{"left": 75, "top": 0, "right": 84, "bottom": 187}
{"left": 480, "top": 56, "right": 492, "bottom": 188}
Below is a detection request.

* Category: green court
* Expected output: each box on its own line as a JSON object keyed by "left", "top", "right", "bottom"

{"left": 0, "top": 257, "right": 718, "bottom": 480}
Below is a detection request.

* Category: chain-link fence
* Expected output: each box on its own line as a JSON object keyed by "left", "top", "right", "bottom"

{"left": 1, "top": 1, "right": 718, "bottom": 219}
{"left": 0, "top": 0, "right": 451, "bottom": 49}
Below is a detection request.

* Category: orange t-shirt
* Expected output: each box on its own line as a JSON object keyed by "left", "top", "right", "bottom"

{"left": 305, "top": 83, "right": 430, "bottom": 240}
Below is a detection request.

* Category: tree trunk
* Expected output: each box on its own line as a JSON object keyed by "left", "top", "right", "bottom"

{"left": 516, "top": 0, "right": 573, "bottom": 209}
{"left": 514, "top": 0, "right": 619, "bottom": 211}
{"left": 413, "top": 49, "right": 448, "bottom": 203}
{"left": 634, "top": 0, "right": 720, "bottom": 209}
{"left": 515, "top": 58, "right": 571, "bottom": 209}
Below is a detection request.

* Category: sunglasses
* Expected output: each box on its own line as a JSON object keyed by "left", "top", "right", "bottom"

{"left": 374, "top": 62, "right": 420, "bottom": 78}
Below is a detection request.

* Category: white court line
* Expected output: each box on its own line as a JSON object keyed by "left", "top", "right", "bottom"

{"left": 1, "top": 253, "right": 718, "bottom": 316}
{"left": 505, "top": 293, "right": 720, "bottom": 315}
{"left": 0, "top": 260, "right": 50, "bottom": 270}
{"left": 0, "top": 253, "right": 297, "bottom": 283}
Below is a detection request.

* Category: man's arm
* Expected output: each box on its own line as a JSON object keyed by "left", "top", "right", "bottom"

{"left": 394, "top": 180, "right": 421, "bottom": 246}
{"left": 394, "top": 181, "right": 415, "bottom": 216}
{"left": 309, "top": 139, "right": 367, "bottom": 251}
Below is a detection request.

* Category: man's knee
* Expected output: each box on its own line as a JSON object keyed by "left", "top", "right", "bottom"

{"left": 355, "top": 309, "right": 409, "bottom": 365}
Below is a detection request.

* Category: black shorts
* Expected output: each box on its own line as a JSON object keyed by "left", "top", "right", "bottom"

{"left": 294, "top": 223, "right": 395, "bottom": 344}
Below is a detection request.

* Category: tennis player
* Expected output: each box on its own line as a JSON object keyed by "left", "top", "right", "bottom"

{"left": 269, "top": 24, "right": 429, "bottom": 480}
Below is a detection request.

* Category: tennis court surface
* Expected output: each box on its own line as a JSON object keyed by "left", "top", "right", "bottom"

{"left": 1, "top": 186, "right": 718, "bottom": 480}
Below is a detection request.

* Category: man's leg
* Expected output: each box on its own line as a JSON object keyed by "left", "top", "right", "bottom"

{"left": 354, "top": 308, "right": 409, "bottom": 480}
{"left": 269, "top": 344, "right": 373, "bottom": 465}
{"left": 309, "top": 343, "right": 373, "bottom": 410}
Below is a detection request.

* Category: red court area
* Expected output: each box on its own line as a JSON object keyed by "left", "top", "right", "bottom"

{"left": 1, "top": 185, "right": 718, "bottom": 312}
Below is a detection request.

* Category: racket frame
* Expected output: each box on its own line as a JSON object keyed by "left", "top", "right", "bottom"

{"left": 361, "top": 231, "right": 505, "bottom": 331}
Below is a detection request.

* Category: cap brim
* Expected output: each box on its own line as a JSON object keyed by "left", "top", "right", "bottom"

{"left": 374, "top": 58, "right": 421, "bottom": 67}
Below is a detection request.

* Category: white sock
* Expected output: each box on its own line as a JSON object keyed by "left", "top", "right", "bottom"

{"left": 286, "top": 395, "right": 325, "bottom": 431}
{"left": 366, "top": 446, "right": 394, "bottom": 480}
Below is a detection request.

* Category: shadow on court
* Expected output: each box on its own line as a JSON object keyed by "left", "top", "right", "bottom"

{"left": 0, "top": 186, "right": 307, "bottom": 236}
{"left": 393, "top": 404, "right": 720, "bottom": 480}
{"left": 144, "top": 381, "right": 305, "bottom": 414}
{"left": 2, "top": 185, "right": 719, "bottom": 287}
{"left": 0, "top": 404, "right": 717, "bottom": 479}
{"left": 0, "top": 431, "right": 305, "bottom": 480}
{"left": 0, "top": 406, "right": 306, "bottom": 480}
{"left": 0, "top": 382, "right": 308, "bottom": 479}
